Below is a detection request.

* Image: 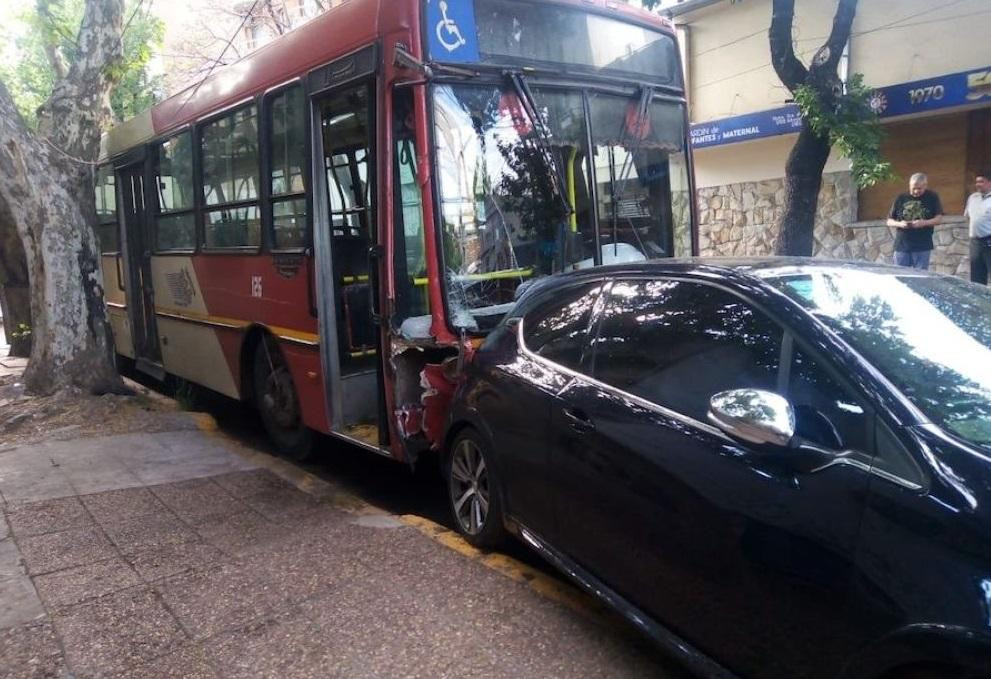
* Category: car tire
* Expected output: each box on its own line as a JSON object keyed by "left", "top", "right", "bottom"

{"left": 253, "top": 338, "right": 314, "bottom": 461}
{"left": 446, "top": 427, "right": 507, "bottom": 549}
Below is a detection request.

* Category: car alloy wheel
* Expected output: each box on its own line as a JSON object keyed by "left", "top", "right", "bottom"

{"left": 449, "top": 437, "right": 489, "bottom": 535}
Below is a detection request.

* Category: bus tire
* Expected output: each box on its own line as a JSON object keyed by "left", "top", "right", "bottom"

{"left": 253, "top": 338, "right": 314, "bottom": 461}
{"left": 445, "top": 427, "right": 507, "bottom": 549}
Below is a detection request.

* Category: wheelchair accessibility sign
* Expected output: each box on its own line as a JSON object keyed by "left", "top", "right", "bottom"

{"left": 426, "top": 0, "right": 480, "bottom": 63}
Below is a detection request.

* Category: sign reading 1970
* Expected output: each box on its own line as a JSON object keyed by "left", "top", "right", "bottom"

{"left": 692, "top": 66, "right": 991, "bottom": 149}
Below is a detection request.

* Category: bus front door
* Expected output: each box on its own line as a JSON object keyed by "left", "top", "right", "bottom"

{"left": 312, "top": 79, "right": 386, "bottom": 449}
{"left": 117, "top": 162, "right": 163, "bottom": 377}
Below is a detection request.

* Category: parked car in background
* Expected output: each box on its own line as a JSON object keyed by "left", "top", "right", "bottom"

{"left": 443, "top": 258, "right": 991, "bottom": 679}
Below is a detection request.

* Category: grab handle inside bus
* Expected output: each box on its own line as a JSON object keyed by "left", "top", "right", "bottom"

{"left": 368, "top": 244, "right": 383, "bottom": 325}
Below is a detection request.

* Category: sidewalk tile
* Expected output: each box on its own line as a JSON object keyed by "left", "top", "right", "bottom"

{"left": 194, "top": 511, "right": 284, "bottom": 557}
{"left": 239, "top": 486, "right": 322, "bottom": 524}
{"left": 127, "top": 540, "right": 225, "bottom": 582}
{"left": 0, "top": 465, "right": 75, "bottom": 504}
{"left": 65, "top": 467, "right": 144, "bottom": 496}
{"left": 19, "top": 527, "right": 112, "bottom": 575}
{"left": 203, "top": 613, "right": 334, "bottom": 679}
{"left": 33, "top": 558, "right": 142, "bottom": 611}
{"left": 6, "top": 497, "right": 91, "bottom": 537}
{"left": 0, "top": 622, "right": 66, "bottom": 679}
{"left": 80, "top": 487, "right": 167, "bottom": 525}
{"left": 114, "top": 644, "right": 219, "bottom": 679}
{"left": 53, "top": 586, "right": 186, "bottom": 677}
{"left": 155, "top": 563, "right": 277, "bottom": 640}
{"left": 211, "top": 470, "right": 294, "bottom": 499}
{"left": 103, "top": 513, "right": 199, "bottom": 555}
{"left": 0, "top": 576, "right": 46, "bottom": 629}
{"left": 0, "top": 539, "right": 26, "bottom": 580}
{"left": 149, "top": 478, "right": 246, "bottom": 525}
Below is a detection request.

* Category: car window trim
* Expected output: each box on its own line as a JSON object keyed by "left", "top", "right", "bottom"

{"left": 515, "top": 315, "right": 734, "bottom": 443}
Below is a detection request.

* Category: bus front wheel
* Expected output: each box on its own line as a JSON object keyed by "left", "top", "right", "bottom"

{"left": 253, "top": 339, "right": 314, "bottom": 461}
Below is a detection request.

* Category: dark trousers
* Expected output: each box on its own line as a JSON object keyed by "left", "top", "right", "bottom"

{"left": 971, "top": 238, "right": 991, "bottom": 285}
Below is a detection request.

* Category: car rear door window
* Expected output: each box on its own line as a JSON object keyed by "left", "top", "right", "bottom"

{"left": 590, "top": 279, "right": 782, "bottom": 422}
{"left": 523, "top": 283, "right": 604, "bottom": 371}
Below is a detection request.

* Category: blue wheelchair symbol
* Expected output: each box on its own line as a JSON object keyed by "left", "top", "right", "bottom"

{"left": 427, "top": 0, "right": 479, "bottom": 63}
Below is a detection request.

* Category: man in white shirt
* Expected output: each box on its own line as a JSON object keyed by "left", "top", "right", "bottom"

{"left": 966, "top": 171, "right": 991, "bottom": 285}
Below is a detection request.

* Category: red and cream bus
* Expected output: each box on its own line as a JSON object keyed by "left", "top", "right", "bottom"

{"left": 96, "top": 0, "right": 696, "bottom": 462}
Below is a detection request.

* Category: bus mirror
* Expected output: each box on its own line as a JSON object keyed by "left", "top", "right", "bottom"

{"left": 394, "top": 44, "right": 432, "bottom": 77}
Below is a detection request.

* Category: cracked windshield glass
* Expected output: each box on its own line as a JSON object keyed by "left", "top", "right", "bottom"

{"left": 433, "top": 84, "right": 691, "bottom": 331}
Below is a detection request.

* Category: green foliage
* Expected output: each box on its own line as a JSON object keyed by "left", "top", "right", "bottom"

{"left": 792, "top": 73, "right": 894, "bottom": 189}
{"left": 0, "top": 0, "right": 165, "bottom": 128}
{"left": 10, "top": 323, "right": 32, "bottom": 341}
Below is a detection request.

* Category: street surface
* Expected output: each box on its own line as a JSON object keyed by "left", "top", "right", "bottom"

{"left": 0, "top": 351, "right": 690, "bottom": 678}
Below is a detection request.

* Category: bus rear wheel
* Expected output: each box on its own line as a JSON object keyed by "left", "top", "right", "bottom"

{"left": 253, "top": 339, "right": 313, "bottom": 461}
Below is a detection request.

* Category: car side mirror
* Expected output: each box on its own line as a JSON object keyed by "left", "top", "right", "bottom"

{"left": 707, "top": 389, "right": 795, "bottom": 448}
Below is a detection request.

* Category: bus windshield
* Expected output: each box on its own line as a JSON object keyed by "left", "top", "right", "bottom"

{"left": 474, "top": 0, "right": 680, "bottom": 86}
{"left": 433, "top": 83, "right": 691, "bottom": 331}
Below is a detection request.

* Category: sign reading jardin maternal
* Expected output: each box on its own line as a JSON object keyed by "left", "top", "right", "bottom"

{"left": 691, "top": 66, "right": 991, "bottom": 149}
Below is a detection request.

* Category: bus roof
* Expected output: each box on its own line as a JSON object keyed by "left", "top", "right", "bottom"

{"left": 100, "top": 0, "right": 674, "bottom": 161}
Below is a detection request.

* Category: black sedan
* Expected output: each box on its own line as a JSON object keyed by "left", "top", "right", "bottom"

{"left": 442, "top": 258, "right": 991, "bottom": 679}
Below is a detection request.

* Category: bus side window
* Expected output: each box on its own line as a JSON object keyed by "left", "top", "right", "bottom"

{"left": 269, "top": 84, "right": 308, "bottom": 250}
{"left": 154, "top": 132, "right": 196, "bottom": 251}
{"left": 201, "top": 104, "right": 261, "bottom": 248}
{"left": 95, "top": 164, "right": 119, "bottom": 253}
{"left": 392, "top": 87, "right": 429, "bottom": 331}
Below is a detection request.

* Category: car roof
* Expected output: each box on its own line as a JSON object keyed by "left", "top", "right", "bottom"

{"left": 515, "top": 256, "right": 938, "bottom": 305}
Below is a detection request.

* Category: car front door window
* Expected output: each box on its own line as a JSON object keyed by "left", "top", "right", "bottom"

{"left": 590, "top": 279, "right": 782, "bottom": 423}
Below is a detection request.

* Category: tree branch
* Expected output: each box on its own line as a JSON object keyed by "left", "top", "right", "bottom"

{"left": 769, "top": 0, "right": 808, "bottom": 92}
{"left": 36, "top": 0, "right": 125, "bottom": 160}
{"left": 813, "top": 0, "right": 857, "bottom": 75}
{"left": 36, "top": 0, "right": 70, "bottom": 80}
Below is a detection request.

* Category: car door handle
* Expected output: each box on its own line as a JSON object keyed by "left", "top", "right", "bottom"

{"left": 563, "top": 407, "right": 595, "bottom": 433}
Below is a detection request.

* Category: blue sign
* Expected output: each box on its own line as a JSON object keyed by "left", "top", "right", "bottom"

{"left": 691, "top": 65, "right": 991, "bottom": 149}
{"left": 690, "top": 105, "right": 802, "bottom": 149}
{"left": 426, "top": 0, "right": 480, "bottom": 64}
{"left": 867, "top": 66, "right": 991, "bottom": 118}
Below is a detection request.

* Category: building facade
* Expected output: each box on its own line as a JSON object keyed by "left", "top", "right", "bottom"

{"left": 669, "top": 0, "right": 991, "bottom": 275}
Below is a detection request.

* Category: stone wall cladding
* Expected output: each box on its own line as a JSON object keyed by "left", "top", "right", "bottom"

{"left": 697, "top": 171, "right": 971, "bottom": 277}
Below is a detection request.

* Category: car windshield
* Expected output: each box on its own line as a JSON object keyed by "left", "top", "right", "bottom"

{"left": 433, "top": 83, "right": 691, "bottom": 330}
{"left": 765, "top": 267, "right": 991, "bottom": 447}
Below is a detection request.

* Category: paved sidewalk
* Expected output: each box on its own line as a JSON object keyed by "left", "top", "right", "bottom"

{"left": 0, "top": 422, "right": 673, "bottom": 678}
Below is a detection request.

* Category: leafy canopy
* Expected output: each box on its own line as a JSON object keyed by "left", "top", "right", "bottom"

{"left": 0, "top": 0, "right": 165, "bottom": 127}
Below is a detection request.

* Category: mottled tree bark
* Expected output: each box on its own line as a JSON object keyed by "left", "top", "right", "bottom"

{"left": 0, "top": 0, "right": 126, "bottom": 394}
{"left": 769, "top": 0, "right": 858, "bottom": 255}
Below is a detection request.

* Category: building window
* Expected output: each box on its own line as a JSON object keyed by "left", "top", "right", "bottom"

{"left": 154, "top": 131, "right": 196, "bottom": 250}
{"left": 201, "top": 105, "right": 261, "bottom": 248}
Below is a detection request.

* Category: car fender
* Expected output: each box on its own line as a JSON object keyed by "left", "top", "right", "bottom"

{"left": 443, "top": 400, "right": 513, "bottom": 513}
{"left": 839, "top": 623, "right": 991, "bottom": 678}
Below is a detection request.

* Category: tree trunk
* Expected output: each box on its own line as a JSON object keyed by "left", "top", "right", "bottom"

{"left": 0, "top": 0, "right": 127, "bottom": 395}
{"left": 0, "top": 201, "right": 32, "bottom": 358}
{"left": 769, "top": 0, "right": 858, "bottom": 257}
{"left": 774, "top": 124, "right": 832, "bottom": 255}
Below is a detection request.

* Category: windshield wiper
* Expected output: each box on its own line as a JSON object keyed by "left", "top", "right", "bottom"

{"left": 505, "top": 71, "right": 574, "bottom": 219}
{"left": 609, "top": 85, "right": 654, "bottom": 257}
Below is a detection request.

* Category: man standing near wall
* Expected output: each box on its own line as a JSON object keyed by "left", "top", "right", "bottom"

{"left": 966, "top": 171, "right": 991, "bottom": 284}
{"left": 887, "top": 173, "right": 944, "bottom": 270}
